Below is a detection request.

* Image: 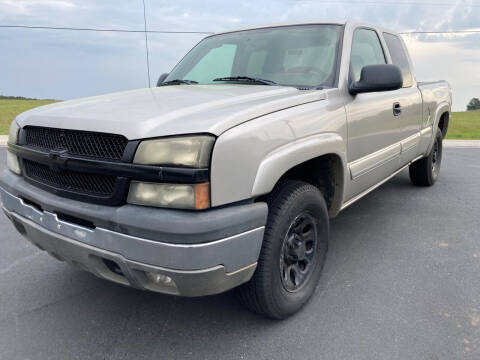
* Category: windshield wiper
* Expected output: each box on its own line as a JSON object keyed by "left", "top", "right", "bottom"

{"left": 213, "top": 76, "right": 278, "bottom": 86}
{"left": 159, "top": 79, "right": 198, "bottom": 86}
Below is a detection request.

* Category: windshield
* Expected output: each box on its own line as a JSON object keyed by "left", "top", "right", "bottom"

{"left": 165, "top": 25, "right": 343, "bottom": 88}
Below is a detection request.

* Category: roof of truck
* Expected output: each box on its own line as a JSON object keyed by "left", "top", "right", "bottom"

{"left": 211, "top": 20, "right": 398, "bottom": 37}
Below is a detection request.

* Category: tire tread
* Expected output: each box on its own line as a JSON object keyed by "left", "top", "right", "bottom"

{"left": 409, "top": 128, "right": 443, "bottom": 186}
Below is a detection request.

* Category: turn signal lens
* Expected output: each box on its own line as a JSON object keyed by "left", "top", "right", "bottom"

{"left": 194, "top": 182, "right": 210, "bottom": 210}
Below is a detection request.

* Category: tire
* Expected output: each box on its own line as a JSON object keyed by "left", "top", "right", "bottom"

{"left": 237, "top": 180, "right": 329, "bottom": 319}
{"left": 409, "top": 127, "right": 443, "bottom": 186}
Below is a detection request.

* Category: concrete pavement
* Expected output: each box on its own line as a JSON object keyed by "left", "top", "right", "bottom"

{"left": 1, "top": 147, "right": 480, "bottom": 359}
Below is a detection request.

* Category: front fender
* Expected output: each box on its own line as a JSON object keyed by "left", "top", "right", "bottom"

{"left": 210, "top": 95, "right": 347, "bottom": 207}
{"left": 252, "top": 132, "right": 347, "bottom": 197}
{"left": 212, "top": 131, "right": 347, "bottom": 212}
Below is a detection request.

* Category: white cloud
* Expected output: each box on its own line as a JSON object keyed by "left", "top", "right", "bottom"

{"left": 0, "top": 0, "right": 479, "bottom": 109}
{"left": 403, "top": 35, "right": 480, "bottom": 110}
{"left": 0, "top": 0, "right": 77, "bottom": 17}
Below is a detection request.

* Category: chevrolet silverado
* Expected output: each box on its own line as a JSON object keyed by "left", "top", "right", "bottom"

{"left": 1, "top": 21, "right": 451, "bottom": 318}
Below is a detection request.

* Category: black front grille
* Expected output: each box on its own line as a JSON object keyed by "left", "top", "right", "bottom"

{"left": 23, "top": 160, "right": 116, "bottom": 196}
{"left": 24, "top": 126, "right": 128, "bottom": 160}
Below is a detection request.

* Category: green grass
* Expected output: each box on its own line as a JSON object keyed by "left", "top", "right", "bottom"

{"left": 0, "top": 99, "right": 58, "bottom": 134}
{"left": 446, "top": 110, "right": 480, "bottom": 140}
{"left": 0, "top": 99, "right": 479, "bottom": 139}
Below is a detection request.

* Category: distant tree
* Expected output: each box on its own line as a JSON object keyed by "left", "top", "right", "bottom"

{"left": 0, "top": 95, "right": 55, "bottom": 101}
{"left": 467, "top": 97, "right": 480, "bottom": 111}
{"left": 0, "top": 95, "right": 37, "bottom": 100}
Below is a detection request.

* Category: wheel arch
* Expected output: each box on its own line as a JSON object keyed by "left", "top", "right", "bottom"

{"left": 438, "top": 111, "right": 450, "bottom": 138}
{"left": 433, "top": 102, "right": 450, "bottom": 135}
{"left": 425, "top": 102, "right": 450, "bottom": 154}
{"left": 251, "top": 133, "right": 347, "bottom": 217}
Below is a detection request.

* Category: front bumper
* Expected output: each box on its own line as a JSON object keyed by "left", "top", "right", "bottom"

{"left": 0, "top": 172, "right": 268, "bottom": 296}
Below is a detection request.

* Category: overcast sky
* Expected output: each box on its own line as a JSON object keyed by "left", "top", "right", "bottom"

{"left": 0, "top": 0, "right": 479, "bottom": 110}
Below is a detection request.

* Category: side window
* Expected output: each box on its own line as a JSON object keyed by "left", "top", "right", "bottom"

{"left": 350, "top": 29, "right": 386, "bottom": 82}
{"left": 383, "top": 33, "right": 413, "bottom": 87}
{"left": 185, "top": 44, "right": 237, "bottom": 83}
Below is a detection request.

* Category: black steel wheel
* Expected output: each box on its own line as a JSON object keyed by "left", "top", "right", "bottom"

{"left": 280, "top": 213, "right": 318, "bottom": 292}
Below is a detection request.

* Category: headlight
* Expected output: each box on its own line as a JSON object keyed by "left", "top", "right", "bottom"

{"left": 130, "top": 135, "right": 214, "bottom": 209}
{"left": 133, "top": 135, "right": 215, "bottom": 168}
{"left": 7, "top": 151, "right": 21, "bottom": 175}
{"left": 127, "top": 181, "right": 210, "bottom": 210}
{"left": 7, "top": 121, "right": 21, "bottom": 175}
{"left": 8, "top": 121, "right": 20, "bottom": 145}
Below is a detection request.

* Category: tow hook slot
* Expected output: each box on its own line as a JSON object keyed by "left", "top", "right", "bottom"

{"left": 102, "top": 258, "right": 125, "bottom": 277}
{"left": 56, "top": 212, "right": 96, "bottom": 230}
{"left": 21, "top": 197, "right": 43, "bottom": 213}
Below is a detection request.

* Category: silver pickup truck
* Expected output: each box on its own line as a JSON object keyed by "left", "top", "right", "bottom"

{"left": 1, "top": 21, "right": 451, "bottom": 318}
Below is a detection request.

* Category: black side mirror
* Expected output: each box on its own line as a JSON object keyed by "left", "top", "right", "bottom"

{"left": 349, "top": 64, "right": 402, "bottom": 95}
{"left": 156, "top": 73, "right": 169, "bottom": 86}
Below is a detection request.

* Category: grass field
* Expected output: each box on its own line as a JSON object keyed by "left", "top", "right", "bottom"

{"left": 0, "top": 99, "right": 58, "bottom": 134}
{"left": 446, "top": 110, "right": 480, "bottom": 140}
{"left": 0, "top": 99, "right": 479, "bottom": 139}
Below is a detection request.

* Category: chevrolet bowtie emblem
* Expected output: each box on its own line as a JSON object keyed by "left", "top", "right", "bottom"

{"left": 48, "top": 148, "right": 69, "bottom": 171}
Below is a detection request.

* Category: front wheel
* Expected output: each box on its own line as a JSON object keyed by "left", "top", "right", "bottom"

{"left": 409, "top": 127, "right": 443, "bottom": 186}
{"left": 237, "top": 180, "right": 329, "bottom": 319}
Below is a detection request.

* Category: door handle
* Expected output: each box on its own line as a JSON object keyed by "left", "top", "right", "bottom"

{"left": 393, "top": 102, "right": 402, "bottom": 116}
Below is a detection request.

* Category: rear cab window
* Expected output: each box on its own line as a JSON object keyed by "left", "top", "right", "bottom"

{"left": 383, "top": 33, "right": 413, "bottom": 87}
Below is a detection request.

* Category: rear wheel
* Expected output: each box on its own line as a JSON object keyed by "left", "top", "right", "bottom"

{"left": 238, "top": 180, "right": 329, "bottom": 319}
{"left": 409, "top": 127, "right": 443, "bottom": 186}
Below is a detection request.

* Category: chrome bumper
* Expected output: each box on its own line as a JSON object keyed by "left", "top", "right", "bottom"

{"left": 1, "top": 187, "right": 264, "bottom": 296}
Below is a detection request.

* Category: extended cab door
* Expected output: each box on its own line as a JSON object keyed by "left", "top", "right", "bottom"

{"left": 345, "top": 27, "right": 405, "bottom": 199}
{"left": 382, "top": 32, "right": 423, "bottom": 166}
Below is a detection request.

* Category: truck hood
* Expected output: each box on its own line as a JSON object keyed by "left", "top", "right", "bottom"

{"left": 16, "top": 85, "right": 326, "bottom": 139}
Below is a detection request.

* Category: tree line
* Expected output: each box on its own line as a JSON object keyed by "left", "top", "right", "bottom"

{"left": 467, "top": 98, "right": 480, "bottom": 111}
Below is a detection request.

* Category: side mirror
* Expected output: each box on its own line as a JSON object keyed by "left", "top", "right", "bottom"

{"left": 156, "top": 73, "right": 169, "bottom": 86}
{"left": 349, "top": 64, "right": 402, "bottom": 95}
